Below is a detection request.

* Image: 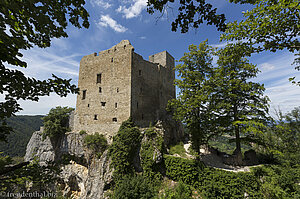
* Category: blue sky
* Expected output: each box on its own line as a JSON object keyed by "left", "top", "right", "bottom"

{"left": 6, "top": 0, "right": 299, "bottom": 117}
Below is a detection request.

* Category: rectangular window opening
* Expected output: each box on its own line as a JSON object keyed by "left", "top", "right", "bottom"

{"left": 111, "top": 58, "right": 114, "bottom": 62}
{"left": 117, "top": 87, "right": 119, "bottom": 93}
{"left": 142, "top": 114, "right": 144, "bottom": 120}
{"left": 139, "top": 70, "right": 142, "bottom": 76}
{"left": 99, "top": 87, "right": 102, "bottom": 93}
{"left": 88, "top": 104, "right": 90, "bottom": 107}
{"left": 82, "top": 90, "right": 86, "bottom": 100}
{"left": 112, "top": 117, "right": 117, "bottom": 122}
{"left": 101, "top": 102, "right": 106, "bottom": 107}
{"left": 94, "top": 115, "right": 98, "bottom": 120}
{"left": 97, "top": 73, "right": 102, "bottom": 83}
{"left": 115, "top": 103, "right": 118, "bottom": 108}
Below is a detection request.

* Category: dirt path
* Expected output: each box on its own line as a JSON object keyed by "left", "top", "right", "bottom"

{"left": 183, "top": 143, "right": 262, "bottom": 172}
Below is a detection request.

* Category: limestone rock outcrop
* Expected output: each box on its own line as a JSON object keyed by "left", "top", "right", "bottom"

{"left": 25, "top": 116, "right": 183, "bottom": 198}
{"left": 25, "top": 130, "right": 113, "bottom": 199}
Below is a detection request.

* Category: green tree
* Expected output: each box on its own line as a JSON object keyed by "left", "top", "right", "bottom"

{"left": 112, "top": 174, "right": 155, "bottom": 199}
{"left": 42, "top": 106, "right": 74, "bottom": 139}
{"left": 212, "top": 43, "right": 270, "bottom": 164}
{"left": 0, "top": 156, "right": 60, "bottom": 194}
{"left": 84, "top": 132, "right": 108, "bottom": 158}
{"left": 147, "top": 0, "right": 299, "bottom": 83}
{"left": 147, "top": 0, "right": 227, "bottom": 33}
{"left": 146, "top": 0, "right": 262, "bottom": 33}
{"left": 221, "top": 0, "right": 300, "bottom": 85}
{"left": 170, "top": 42, "right": 270, "bottom": 164}
{"left": 221, "top": 0, "right": 299, "bottom": 54}
{"left": 168, "top": 41, "right": 219, "bottom": 155}
{"left": 0, "top": 0, "right": 89, "bottom": 141}
{"left": 263, "top": 107, "right": 300, "bottom": 165}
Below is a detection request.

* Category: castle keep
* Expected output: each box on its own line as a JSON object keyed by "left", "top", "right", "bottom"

{"left": 73, "top": 40, "right": 175, "bottom": 136}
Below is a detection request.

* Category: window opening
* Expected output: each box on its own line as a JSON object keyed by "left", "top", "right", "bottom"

{"left": 99, "top": 87, "right": 102, "bottom": 93}
{"left": 139, "top": 70, "right": 142, "bottom": 76}
{"left": 88, "top": 104, "right": 90, "bottom": 107}
{"left": 82, "top": 90, "right": 86, "bottom": 100}
{"left": 97, "top": 73, "right": 102, "bottom": 83}
{"left": 111, "top": 58, "right": 113, "bottom": 62}
{"left": 142, "top": 114, "right": 144, "bottom": 120}
{"left": 101, "top": 102, "right": 106, "bottom": 107}
{"left": 115, "top": 103, "right": 117, "bottom": 108}
{"left": 117, "top": 88, "right": 119, "bottom": 93}
{"left": 112, "top": 117, "right": 117, "bottom": 122}
{"left": 94, "top": 115, "right": 98, "bottom": 120}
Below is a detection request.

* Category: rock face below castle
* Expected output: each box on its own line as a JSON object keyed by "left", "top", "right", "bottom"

{"left": 72, "top": 40, "right": 176, "bottom": 136}
{"left": 24, "top": 120, "right": 183, "bottom": 198}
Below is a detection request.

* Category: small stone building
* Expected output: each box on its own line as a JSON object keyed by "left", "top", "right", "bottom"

{"left": 73, "top": 40, "right": 175, "bottom": 136}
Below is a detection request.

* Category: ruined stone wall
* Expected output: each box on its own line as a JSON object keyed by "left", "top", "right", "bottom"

{"left": 149, "top": 51, "right": 175, "bottom": 119}
{"left": 131, "top": 51, "right": 175, "bottom": 127}
{"left": 74, "top": 40, "right": 175, "bottom": 136}
{"left": 74, "top": 40, "right": 134, "bottom": 136}
{"left": 131, "top": 52, "right": 160, "bottom": 127}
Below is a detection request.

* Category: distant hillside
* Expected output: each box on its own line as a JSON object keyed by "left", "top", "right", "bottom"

{"left": 0, "top": 115, "right": 44, "bottom": 157}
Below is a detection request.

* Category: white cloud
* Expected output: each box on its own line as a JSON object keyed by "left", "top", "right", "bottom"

{"left": 211, "top": 40, "right": 246, "bottom": 48}
{"left": 20, "top": 48, "right": 81, "bottom": 78}
{"left": 17, "top": 94, "right": 77, "bottom": 115}
{"left": 139, "top": 36, "right": 146, "bottom": 39}
{"left": 265, "top": 80, "right": 300, "bottom": 117}
{"left": 91, "top": 0, "right": 112, "bottom": 9}
{"left": 253, "top": 52, "right": 300, "bottom": 117}
{"left": 2, "top": 46, "right": 81, "bottom": 115}
{"left": 116, "top": 0, "right": 147, "bottom": 19}
{"left": 98, "top": 15, "right": 128, "bottom": 33}
{"left": 260, "top": 62, "right": 275, "bottom": 71}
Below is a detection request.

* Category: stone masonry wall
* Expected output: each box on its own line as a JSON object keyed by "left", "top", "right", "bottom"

{"left": 74, "top": 40, "right": 133, "bottom": 136}
{"left": 74, "top": 40, "right": 175, "bottom": 137}
{"left": 131, "top": 52, "right": 160, "bottom": 127}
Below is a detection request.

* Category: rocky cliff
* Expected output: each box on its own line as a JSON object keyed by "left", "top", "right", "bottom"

{"left": 24, "top": 118, "right": 183, "bottom": 198}
{"left": 25, "top": 130, "right": 113, "bottom": 198}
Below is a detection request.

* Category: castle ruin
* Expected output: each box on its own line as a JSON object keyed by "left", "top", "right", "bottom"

{"left": 73, "top": 40, "right": 175, "bottom": 136}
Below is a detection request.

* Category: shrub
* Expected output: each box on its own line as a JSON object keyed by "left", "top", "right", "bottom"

{"left": 198, "top": 168, "right": 262, "bottom": 198}
{"left": 251, "top": 165, "right": 300, "bottom": 199}
{"left": 169, "top": 142, "right": 186, "bottom": 157}
{"left": 112, "top": 175, "right": 155, "bottom": 199}
{"left": 109, "top": 118, "right": 141, "bottom": 181}
{"left": 79, "top": 130, "right": 86, "bottom": 135}
{"left": 164, "top": 155, "right": 204, "bottom": 186}
{"left": 140, "top": 128, "right": 164, "bottom": 181}
{"left": 83, "top": 133, "right": 107, "bottom": 158}
{"left": 164, "top": 155, "right": 263, "bottom": 198}
{"left": 160, "top": 181, "right": 192, "bottom": 199}
{"left": 42, "top": 106, "right": 74, "bottom": 139}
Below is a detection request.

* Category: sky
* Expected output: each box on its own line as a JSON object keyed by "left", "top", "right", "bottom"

{"left": 5, "top": 0, "right": 300, "bottom": 117}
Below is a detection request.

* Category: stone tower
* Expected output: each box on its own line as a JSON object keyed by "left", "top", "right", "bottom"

{"left": 73, "top": 40, "right": 175, "bottom": 136}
